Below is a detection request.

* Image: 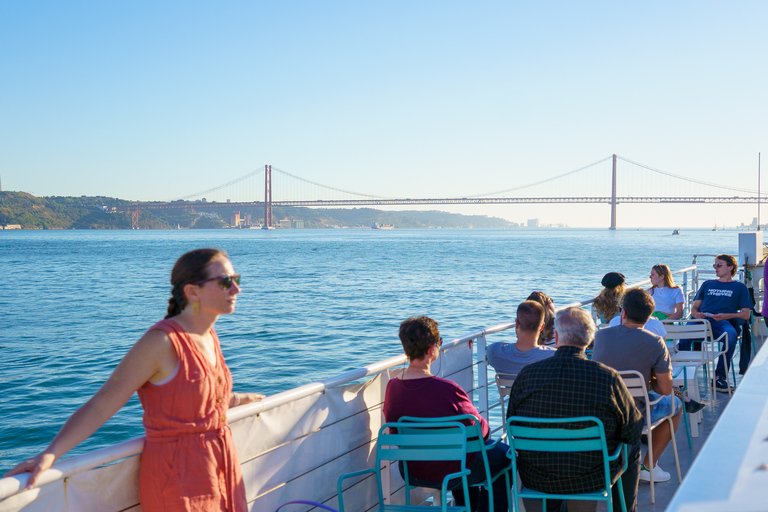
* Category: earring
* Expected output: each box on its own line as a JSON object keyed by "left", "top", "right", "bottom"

{"left": 191, "top": 302, "right": 200, "bottom": 316}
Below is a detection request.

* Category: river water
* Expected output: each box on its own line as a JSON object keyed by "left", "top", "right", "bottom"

{"left": 0, "top": 227, "right": 740, "bottom": 473}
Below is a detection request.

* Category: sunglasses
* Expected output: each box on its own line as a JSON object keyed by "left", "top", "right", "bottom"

{"left": 713, "top": 263, "right": 727, "bottom": 269}
{"left": 193, "top": 274, "right": 241, "bottom": 290}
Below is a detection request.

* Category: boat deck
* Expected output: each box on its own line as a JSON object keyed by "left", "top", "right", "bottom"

{"left": 632, "top": 376, "right": 731, "bottom": 511}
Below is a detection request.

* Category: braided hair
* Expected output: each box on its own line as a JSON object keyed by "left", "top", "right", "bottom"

{"left": 165, "top": 248, "right": 228, "bottom": 319}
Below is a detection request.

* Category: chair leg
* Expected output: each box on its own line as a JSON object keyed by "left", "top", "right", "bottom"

{"left": 681, "top": 402, "right": 692, "bottom": 449}
{"left": 707, "top": 354, "right": 718, "bottom": 408}
{"left": 647, "top": 430, "right": 655, "bottom": 504}
{"left": 668, "top": 418, "right": 682, "bottom": 483}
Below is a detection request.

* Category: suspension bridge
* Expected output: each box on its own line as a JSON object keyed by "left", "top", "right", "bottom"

{"left": 125, "top": 155, "right": 764, "bottom": 229}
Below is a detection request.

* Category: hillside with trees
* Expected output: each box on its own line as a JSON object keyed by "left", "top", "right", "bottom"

{"left": 0, "top": 192, "right": 518, "bottom": 230}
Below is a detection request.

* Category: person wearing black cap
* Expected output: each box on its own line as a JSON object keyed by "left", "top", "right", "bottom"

{"left": 594, "top": 272, "right": 626, "bottom": 323}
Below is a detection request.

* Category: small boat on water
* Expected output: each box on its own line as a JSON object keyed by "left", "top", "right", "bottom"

{"left": 673, "top": 229, "right": 680, "bottom": 235}
{"left": 372, "top": 222, "right": 394, "bottom": 229}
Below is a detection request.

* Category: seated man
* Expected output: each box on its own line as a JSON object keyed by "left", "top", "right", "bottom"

{"left": 487, "top": 300, "right": 555, "bottom": 376}
{"left": 684, "top": 254, "right": 751, "bottom": 392}
{"left": 508, "top": 307, "right": 642, "bottom": 512}
{"left": 592, "top": 288, "right": 682, "bottom": 483}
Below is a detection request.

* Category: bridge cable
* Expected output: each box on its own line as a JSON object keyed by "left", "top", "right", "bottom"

{"left": 616, "top": 156, "right": 764, "bottom": 195}
{"left": 467, "top": 156, "right": 614, "bottom": 197}
{"left": 173, "top": 167, "right": 266, "bottom": 201}
{"left": 271, "top": 167, "right": 386, "bottom": 199}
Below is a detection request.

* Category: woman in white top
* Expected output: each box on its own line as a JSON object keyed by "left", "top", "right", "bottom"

{"left": 648, "top": 264, "right": 684, "bottom": 320}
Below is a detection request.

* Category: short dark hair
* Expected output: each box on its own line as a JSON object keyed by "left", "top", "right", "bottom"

{"left": 716, "top": 254, "right": 738, "bottom": 277}
{"left": 622, "top": 288, "right": 655, "bottom": 324}
{"left": 399, "top": 316, "right": 441, "bottom": 360}
{"left": 516, "top": 300, "right": 545, "bottom": 332}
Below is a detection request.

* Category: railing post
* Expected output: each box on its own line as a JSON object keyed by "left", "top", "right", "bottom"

{"left": 477, "top": 334, "right": 489, "bottom": 423}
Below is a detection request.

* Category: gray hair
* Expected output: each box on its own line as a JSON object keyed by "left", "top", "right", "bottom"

{"left": 554, "top": 307, "right": 596, "bottom": 349}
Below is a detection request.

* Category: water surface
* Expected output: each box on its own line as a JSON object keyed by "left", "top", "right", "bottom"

{"left": 0, "top": 227, "right": 738, "bottom": 473}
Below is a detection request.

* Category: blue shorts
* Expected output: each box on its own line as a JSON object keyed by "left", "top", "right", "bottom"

{"left": 649, "top": 391, "right": 682, "bottom": 423}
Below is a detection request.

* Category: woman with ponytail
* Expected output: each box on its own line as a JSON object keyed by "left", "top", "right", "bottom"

{"left": 5, "top": 248, "right": 262, "bottom": 511}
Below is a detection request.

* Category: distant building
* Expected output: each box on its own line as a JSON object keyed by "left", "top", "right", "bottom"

{"left": 230, "top": 211, "right": 241, "bottom": 227}
{"left": 293, "top": 220, "right": 304, "bottom": 229}
{"left": 5, "top": 224, "right": 21, "bottom": 230}
{"left": 279, "top": 218, "right": 291, "bottom": 229}
{"left": 527, "top": 218, "right": 539, "bottom": 228}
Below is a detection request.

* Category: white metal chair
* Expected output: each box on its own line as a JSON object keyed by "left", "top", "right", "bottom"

{"left": 494, "top": 373, "right": 517, "bottom": 426}
{"left": 661, "top": 319, "right": 731, "bottom": 401}
{"left": 618, "top": 370, "right": 682, "bottom": 505}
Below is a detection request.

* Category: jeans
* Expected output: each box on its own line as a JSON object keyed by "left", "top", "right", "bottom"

{"left": 678, "top": 319, "right": 738, "bottom": 380}
{"left": 648, "top": 391, "right": 682, "bottom": 423}
{"left": 403, "top": 440, "right": 510, "bottom": 512}
{"left": 521, "top": 442, "right": 640, "bottom": 512}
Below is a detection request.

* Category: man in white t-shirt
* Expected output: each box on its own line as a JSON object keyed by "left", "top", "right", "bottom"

{"left": 487, "top": 300, "right": 555, "bottom": 375}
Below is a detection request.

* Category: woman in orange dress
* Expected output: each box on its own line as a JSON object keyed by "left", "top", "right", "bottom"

{"left": 5, "top": 248, "right": 263, "bottom": 511}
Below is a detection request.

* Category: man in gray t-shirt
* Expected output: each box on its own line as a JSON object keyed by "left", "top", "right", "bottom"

{"left": 487, "top": 300, "right": 555, "bottom": 376}
{"left": 593, "top": 288, "right": 681, "bottom": 484}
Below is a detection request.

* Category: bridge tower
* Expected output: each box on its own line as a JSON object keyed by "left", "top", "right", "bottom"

{"left": 609, "top": 154, "right": 617, "bottom": 230}
{"left": 263, "top": 165, "right": 273, "bottom": 229}
{"left": 131, "top": 203, "right": 139, "bottom": 229}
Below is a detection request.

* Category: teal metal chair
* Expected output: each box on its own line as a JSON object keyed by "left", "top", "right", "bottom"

{"left": 506, "top": 416, "right": 628, "bottom": 512}
{"left": 337, "top": 420, "right": 472, "bottom": 512}
{"left": 398, "top": 415, "right": 513, "bottom": 512}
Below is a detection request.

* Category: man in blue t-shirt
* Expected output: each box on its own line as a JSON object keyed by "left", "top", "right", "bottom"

{"left": 684, "top": 254, "right": 752, "bottom": 392}
{"left": 486, "top": 300, "right": 555, "bottom": 376}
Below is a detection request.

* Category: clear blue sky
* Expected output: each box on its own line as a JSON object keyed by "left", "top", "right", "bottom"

{"left": 1, "top": 1, "right": 766, "bottom": 227}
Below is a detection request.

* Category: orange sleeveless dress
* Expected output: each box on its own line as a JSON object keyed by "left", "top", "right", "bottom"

{"left": 137, "top": 319, "right": 247, "bottom": 512}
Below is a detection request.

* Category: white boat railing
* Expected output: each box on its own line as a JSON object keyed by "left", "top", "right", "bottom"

{"left": 0, "top": 266, "right": 701, "bottom": 512}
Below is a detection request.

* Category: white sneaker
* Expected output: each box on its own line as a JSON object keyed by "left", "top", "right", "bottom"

{"left": 639, "top": 463, "right": 671, "bottom": 483}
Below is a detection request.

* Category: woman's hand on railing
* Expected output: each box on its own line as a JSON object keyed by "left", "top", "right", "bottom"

{"left": 3, "top": 451, "right": 56, "bottom": 489}
{"left": 230, "top": 392, "right": 266, "bottom": 408}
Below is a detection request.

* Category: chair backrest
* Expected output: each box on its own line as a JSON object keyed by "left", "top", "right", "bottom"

{"left": 397, "top": 415, "right": 484, "bottom": 454}
{"left": 506, "top": 416, "right": 608, "bottom": 455}
{"left": 660, "top": 319, "right": 714, "bottom": 341}
{"left": 618, "top": 369, "right": 679, "bottom": 430}
{"left": 380, "top": 420, "right": 469, "bottom": 463}
{"left": 495, "top": 373, "right": 517, "bottom": 398}
{"left": 616, "top": 369, "right": 649, "bottom": 403}
{"left": 380, "top": 419, "right": 471, "bottom": 508}
{"left": 495, "top": 374, "right": 516, "bottom": 424}
{"left": 506, "top": 415, "right": 615, "bottom": 501}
